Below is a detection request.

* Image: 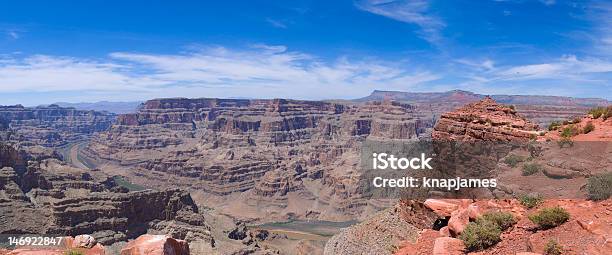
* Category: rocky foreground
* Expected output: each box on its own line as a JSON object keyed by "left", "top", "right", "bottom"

{"left": 325, "top": 98, "right": 611, "bottom": 254}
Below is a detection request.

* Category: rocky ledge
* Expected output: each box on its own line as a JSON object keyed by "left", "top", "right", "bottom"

{"left": 0, "top": 143, "right": 214, "bottom": 251}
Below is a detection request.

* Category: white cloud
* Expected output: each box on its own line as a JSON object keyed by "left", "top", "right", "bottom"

{"left": 491, "top": 55, "right": 612, "bottom": 81}
{"left": 355, "top": 0, "right": 445, "bottom": 44}
{"left": 0, "top": 45, "right": 440, "bottom": 100}
{"left": 266, "top": 18, "right": 287, "bottom": 29}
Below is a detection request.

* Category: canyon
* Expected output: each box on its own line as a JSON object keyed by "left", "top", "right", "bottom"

{"left": 1, "top": 90, "right": 610, "bottom": 254}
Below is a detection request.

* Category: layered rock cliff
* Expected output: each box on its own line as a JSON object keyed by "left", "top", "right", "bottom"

{"left": 0, "top": 143, "right": 214, "bottom": 249}
{"left": 0, "top": 104, "right": 115, "bottom": 151}
{"left": 86, "top": 98, "right": 430, "bottom": 221}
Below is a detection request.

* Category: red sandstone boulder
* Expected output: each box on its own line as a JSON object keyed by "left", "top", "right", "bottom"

{"left": 432, "top": 237, "right": 464, "bottom": 255}
{"left": 120, "top": 235, "right": 189, "bottom": 255}
{"left": 424, "top": 199, "right": 460, "bottom": 217}
{"left": 439, "top": 226, "right": 451, "bottom": 237}
{"left": 448, "top": 208, "right": 470, "bottom": 235}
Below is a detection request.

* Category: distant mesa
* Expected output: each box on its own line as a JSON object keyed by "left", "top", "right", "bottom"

{"left": 52, "top": 101, "right": 143, "bottom": 114}
{"left": 358, "top": 89, "right": 611, "bottom": 107}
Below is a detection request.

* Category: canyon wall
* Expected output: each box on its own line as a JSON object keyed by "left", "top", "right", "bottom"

{"left": 0, "top": 104, "right": 115, "bottom": 148}
{"left": 86, "top": 98, "right": 431, "bottom": 221}
{"left": 0, "top": 143, "right": 214, "bottom": 248}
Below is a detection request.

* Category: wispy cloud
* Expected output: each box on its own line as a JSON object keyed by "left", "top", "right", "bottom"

{"left": 3, "top": 29, "right": 21, "bottom": 40}
{"left": 0, "top": 45, "right": 440, "bottom": 100}
{"left": 492, "top": 55, "right": 612, "bottom": 81}
{"left": 266, "top": 18, "right": 288, "bottom": 29}
{"left": 539, "top": 0, "right": 556, "bottom": 6}
{"left": 7, "top": 31, "right": 19, "bottom": 39}
{"left": 355, "top": 0, "right": 445, "bottom": 44}
{"left": 455, "top": 54, "right": 612, "bottom": 95}
{"left": 588, "top": 2, "right": 612, "bottom": 56}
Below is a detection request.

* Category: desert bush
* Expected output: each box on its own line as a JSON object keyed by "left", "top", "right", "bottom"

{"left": 519, "top": 194, "right": 544, "bottom": 209}
{"left": 548, "top": 121, "right": 561, "bottom": 131}
{"left": 504, "top": 154, "right": 525, "bottom": 167}
{"left": 583, "top": 121, "right": 595, "bottom": 134}
{"left": 560, "top": 125, "right": 580, "bottom": 138}
{"left": 589, "top": 107, "right": 605, "bottom": 119}
{"left": 528, "top": 141, "right": 543, "bottom": 158}
{"left": 544, "top": 239, "right": 563, "bottom": 255}
{"left": 522, "top": 162, "right": 542, "bottom": 176}
{"left": 480, "top": 211, "right": 516, "bottom": 231}
{"left": 572, "top": 117, "right": 581, "bottom": 123}
{"left": 460, "top": 219, "right": 502, "bottom": 251}
{"left": 586, "top": 172, "right": 612, "bottom": 201}
{"left": 604, "top": 106, "right": 612, "bottom": 120}
{"left": 557, "top": 137, "right": 573, "bottom": 148}
{"left": 528, "top": 207, "right": 570, "bottom": 229}
{"left": 65, "top": 250, "right": 84, "bottom": 255}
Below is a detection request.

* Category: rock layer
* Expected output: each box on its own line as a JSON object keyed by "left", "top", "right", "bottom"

{"left": 87, "top": 98, "right": 431, "bottom": 221}
{"left": 0, "top": 143, "right": 214, "bottom": 248}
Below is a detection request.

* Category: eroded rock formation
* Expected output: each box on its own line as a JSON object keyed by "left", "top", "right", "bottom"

{"left": 0, "top": 143, "right": 214, "bottom": 249}
{"left": 86, "top": 98, "right": 431, "bottom": 221}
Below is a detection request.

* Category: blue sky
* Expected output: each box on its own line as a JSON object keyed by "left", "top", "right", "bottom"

{"left": 0, "top": 0, "right": 611, "bottom": 105}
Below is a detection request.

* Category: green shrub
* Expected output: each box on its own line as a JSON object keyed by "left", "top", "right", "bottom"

{"left": 480, "top": 211, "right": 516, "bottom": 231}
{"left": 589, "top": 107, "right": 605, "bottom": 119}
{"left": 560, "top": 125, "right": 580, "bottom": 138}
{"left": 589, "top": 106, "right": 612, "bottom": 120}
{"left": 572, "top": 117, "right": 581, "bottom": 123}
{"left": 519, "top": 194, "right": 544, "bottom": 209}
{"left": 604, "top": 106, "right": 612, "bottom": 120}
{"left": 522, "top": 162, "right": 542, "bottom": 176}
{"left": 557, "top": 137, "right": 573, "bottom": 148}
{"left": 528, "top": 207, "right": 570, "bottom": 229}
{"left": 586, "top": 172, "right": 612, "bottom": 201}
{"left": 544, "top": 239, "right": 563, "bottom": 255}
{"left": 504, "top": 154, "right": 525, "bottom": 167}
{"left": 583, "top": 121, "right": 595, "bottom": 134}
{"left": 65, "top": 250, "right": 85, "bottom": 255}
{"left": 460, "top": 219, "right": 502, "bottom": 251}
{"left": 548, "top": 121, "right": 561, "bottom": 131}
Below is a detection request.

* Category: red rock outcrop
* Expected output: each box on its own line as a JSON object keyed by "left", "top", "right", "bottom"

{"left": 432, "top": 96, "right": 539, "bottom": 142}
{"left": 120, "top": 235, "right": 189, "bottom": 255}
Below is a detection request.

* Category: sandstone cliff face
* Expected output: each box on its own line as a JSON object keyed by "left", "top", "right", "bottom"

{"left": 0, "top": 143, "right": 214, "bottom": 248}
{"left": 87, "top": 98, "right": 430, "bottom": 221}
